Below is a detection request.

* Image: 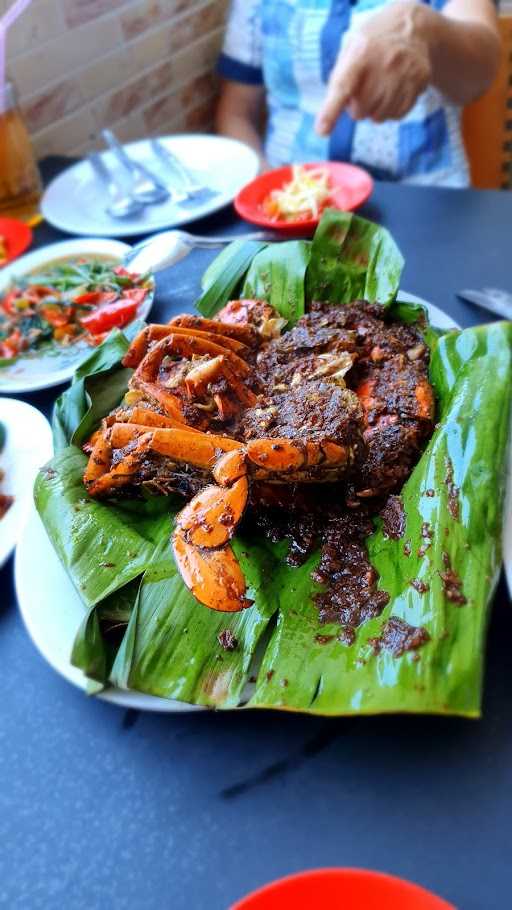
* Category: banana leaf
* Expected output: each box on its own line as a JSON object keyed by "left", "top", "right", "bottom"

{"left": 196, "top": 239, "right": 268, "bottom": 318}
{"left": 306, "top": 209, "right": 404, "bottom": 306}
{"left": 242, "top": 240, "right": 311, "bottom": 323}
{"left": 34, "top": 210, "right": 512, "bottom": 716}
{"left": 195, "top": 210, "right": 403, "bottom": 323}
{"left": 52, "top": 321, "right": 142, "bottom": 451}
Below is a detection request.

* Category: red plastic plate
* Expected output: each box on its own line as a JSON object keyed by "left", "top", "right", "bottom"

{"left": 234, "top": 162, "right": 374, "bottom": 234}
{"left": 230, "top": 868, "right": 456, "bottom": 910}
{"left": 0, "top": 218, "right": 33, "bottom": 266}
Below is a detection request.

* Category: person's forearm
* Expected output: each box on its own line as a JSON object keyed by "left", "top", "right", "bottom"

{"left": 418, "top": 3, "right": 500, "bottom": 105}
{"left": 215, "top": 108, "right": 267, "bottom": 167}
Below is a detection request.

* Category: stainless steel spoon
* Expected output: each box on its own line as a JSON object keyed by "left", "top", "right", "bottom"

{"left": 88, "top": 153, "right": 144, "bottom": 219}
{"left": 124, "top": 228, "right": 278, "bottom": 275}
{"left": 102, "top": 129, "right": 170, "bottom": 205}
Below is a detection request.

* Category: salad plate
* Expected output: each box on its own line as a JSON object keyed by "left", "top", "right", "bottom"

{"left": 0, "top": 398, "right": 52, "bottom": 569}
{"left": 0, "top": 238, "right": 154, "bottom": 394}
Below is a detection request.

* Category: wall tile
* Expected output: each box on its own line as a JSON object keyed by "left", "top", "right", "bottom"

{"left": 91, "top": 60, "right": 173, "bottom": 128}
{"left": 6, "top": 0, "right": 229, "bottom": 158}
{"left": 143, "top": 91, "right": 183, "bottom": 134}
{"left": 7, "top": 0, "right": 65, "bottom": 58}
{"left": 121, "top": 0, "right": 196, "bottom": 41}
{"left": 63, "top": 0, "right": 129, "bottom": 29}
{"left": 32, "top": 108, "right": 96, "bottom": 158}
{"left": 10, "top": 15, "right": 123, "bottom": 99}
{"left": 78, "top": 47, "right": 137, "bottom": 103}
{"left": 23, "top": 79, "right": 84, "bottom": 133}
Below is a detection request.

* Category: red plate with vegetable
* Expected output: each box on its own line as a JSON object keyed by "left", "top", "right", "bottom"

{"left": 0, "top": 218, "right": 33, "bottom": 268}
{"left": 0, "top": 238, "right": 154, "bottom": 393}
{"left": 234, "top": 161, "right": 373, "bottom": 233}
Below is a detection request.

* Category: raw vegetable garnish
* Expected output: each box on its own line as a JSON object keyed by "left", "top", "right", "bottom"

{"left": 0, "top": 258, "right": 151, "bottom": 361}
{"left": 262, "top": 165, "right": 330, "bottom": 222}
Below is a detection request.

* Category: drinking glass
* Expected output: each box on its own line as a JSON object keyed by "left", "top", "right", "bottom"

{"left": 0, "top": 80, "right": 42, "bottom": 219}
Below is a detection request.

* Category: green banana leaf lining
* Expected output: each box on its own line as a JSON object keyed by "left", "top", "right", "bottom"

{"left": 34, "top": 211, "right": 512, "bottom": 716}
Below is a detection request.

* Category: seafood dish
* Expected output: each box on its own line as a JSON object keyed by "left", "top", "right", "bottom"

{"left": 34, "top": 211, "right": 512, "bottom": 715}
{"left": 83, "top": 298, "right": 434, "bottom": 636}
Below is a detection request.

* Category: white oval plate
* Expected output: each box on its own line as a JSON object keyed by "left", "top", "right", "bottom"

{"left": 41, "top": 134, "right": 260, "bottom": 238}
{"left": 15, "top": 507, "right": 203, "bottom": 712}
{"left": 18, "top": 300, "right": 512, "bottom": 713}
{"left": 14, "top": 293, "right": 466, "bottom": 712}
{"left": 0, "top": 398, "right": 53, "bottom": 568}
{"left": 0, "top": 238, "right": 154, "bottom": 394}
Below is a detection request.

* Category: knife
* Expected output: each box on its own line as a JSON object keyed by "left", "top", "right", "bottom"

{"left": 457, "top": 287, "right": 512, "bottom": 321}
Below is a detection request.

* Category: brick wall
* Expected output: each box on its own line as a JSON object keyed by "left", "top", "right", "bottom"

{"left": 2, "top": 0, "right": 229, "bottom": 158}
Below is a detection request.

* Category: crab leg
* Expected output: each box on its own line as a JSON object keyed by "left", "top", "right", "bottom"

{"left": 169, "top": 313, "right": 259, "bottom": 348}
{"left": 184, "top": 355, "right": 258, "bottom": 420}
{"left": 123, "top": 323, "right": 250, "bottom": 368}
{"left": 172, "top": 532, "right": 252, "bottom": 612}
{"left": 127, "top": 378, "right": 187, "bottom": 422}
{"left": 110, "top": 406, "right": 197, "bottom": 432}
{"left": 171, "top": 436, "right": 353, "bottom": 612}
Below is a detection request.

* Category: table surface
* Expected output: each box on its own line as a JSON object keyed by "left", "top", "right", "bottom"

{"left": 1, "top": 158, "right": 512, "bottom": 910}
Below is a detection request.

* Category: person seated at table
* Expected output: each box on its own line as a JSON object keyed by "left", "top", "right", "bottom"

{"left": 215, "top": 0, "right": 500, "bottom": 186}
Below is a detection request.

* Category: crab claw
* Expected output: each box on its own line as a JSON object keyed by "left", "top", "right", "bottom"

{"left": 176, "top": 477, "right": 248, "bottom": 549}
{"left": 172, "top": 527, "right": 252, "bottom": 612}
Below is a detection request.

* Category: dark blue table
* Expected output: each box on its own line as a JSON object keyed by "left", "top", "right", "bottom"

{"left": 1, "top": 162, "right": 511, "bottom": 909}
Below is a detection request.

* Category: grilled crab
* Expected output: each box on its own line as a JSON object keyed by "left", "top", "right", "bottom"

{"left": 83, "top": 298, "right": 434, "bottom": 612}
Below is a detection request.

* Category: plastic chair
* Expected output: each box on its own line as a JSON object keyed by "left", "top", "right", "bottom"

{"left": 462, "top": 15, "right": 512, "bottom": 189}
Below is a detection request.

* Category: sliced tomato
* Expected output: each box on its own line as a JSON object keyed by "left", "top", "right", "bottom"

{"left": 120, "top": 287, "right": 147, "bottom": 306}
{"left": 74, "top": 290, "right": 118, "bottom": 306}
{"left": 114, "top": 266, "right": 140, "bottom": 280}
{"left": 0, "top": 329, "right": 25, "bottom": 357}
{"left": 25, "top": 285, "right": 57, "bottom": 303}
{"left": 40, "top": 305, "right": 73, "bottom": 327}
{"left": 79, "top": 298, "right": 139, "bottom": 335}
{"left": 1, "top": 289, "right": 22, "bottom": 314}
{"left": 86, "top": 331, "right": 109, "bottom": 347}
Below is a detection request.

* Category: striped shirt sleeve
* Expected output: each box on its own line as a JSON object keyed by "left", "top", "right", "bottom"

{"left": 217, "top": 0, "right": 264, "bottom": 85}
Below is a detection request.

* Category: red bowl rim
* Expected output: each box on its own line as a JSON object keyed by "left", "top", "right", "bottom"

{"left": 0, "top": 217, "right": 33, "bottom": 264}
{"left": 230, "top": 867, "right": 456, "bottom": 910}
{"left": 234, "top": 161, "right": 374, "bottom": 233}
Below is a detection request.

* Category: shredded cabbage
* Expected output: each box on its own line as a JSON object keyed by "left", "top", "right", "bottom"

{"left": 263, "top": 165, "right": 331, "bottom": 221}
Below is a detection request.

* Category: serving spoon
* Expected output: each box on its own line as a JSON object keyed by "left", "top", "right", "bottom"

{"left": 124, "top": 228, "right": 278, "bottom": 275}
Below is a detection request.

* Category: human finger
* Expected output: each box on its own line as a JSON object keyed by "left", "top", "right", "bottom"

{"left": 315, "top": 35, "right": 368, "bottom": 135}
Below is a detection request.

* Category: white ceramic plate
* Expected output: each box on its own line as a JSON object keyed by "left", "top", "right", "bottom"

{"left": 14, "top": 294, "right": 466, "bottom": 712}
{"left": 15, "top": 508, "right": 202, "bottom": 713}
{"left": 0, "top": 238, "right": 154, "bottom": 394}
{"left": 0, "top": 398, "right": 53, "bottom": 568}
{"left": 41, "top": 135, "right": 260, "bottom": 238}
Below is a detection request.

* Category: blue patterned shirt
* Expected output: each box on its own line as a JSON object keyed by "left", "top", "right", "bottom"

{"left": 218, "top": 0, "right": 469, "bottom": 186}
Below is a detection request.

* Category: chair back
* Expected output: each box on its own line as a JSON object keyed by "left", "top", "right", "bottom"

{"left": 462, "top": 14, "right": 512, "bottom": 189}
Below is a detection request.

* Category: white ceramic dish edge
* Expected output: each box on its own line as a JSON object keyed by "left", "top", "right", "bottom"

{"left": 18, "top": 295, "right": 510, "bottom": 714}
{"left": 0, "top": 238, "right": 154, "bottom": 394}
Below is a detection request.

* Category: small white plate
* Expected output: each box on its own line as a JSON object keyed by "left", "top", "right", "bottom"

{"left": 16, "top": 507, "right": 202, "bottom": 712}
{"left": 15, "top": 294, "right": 465, "bottom": 712}
{"left": 0, "top": 238, "right": 154, "bottom": 394}
{"left": 41, "top": 134, "right": 260, "bottom": 238}
{"left": 0, "top": 398, "right": 53, "bottom": 568}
